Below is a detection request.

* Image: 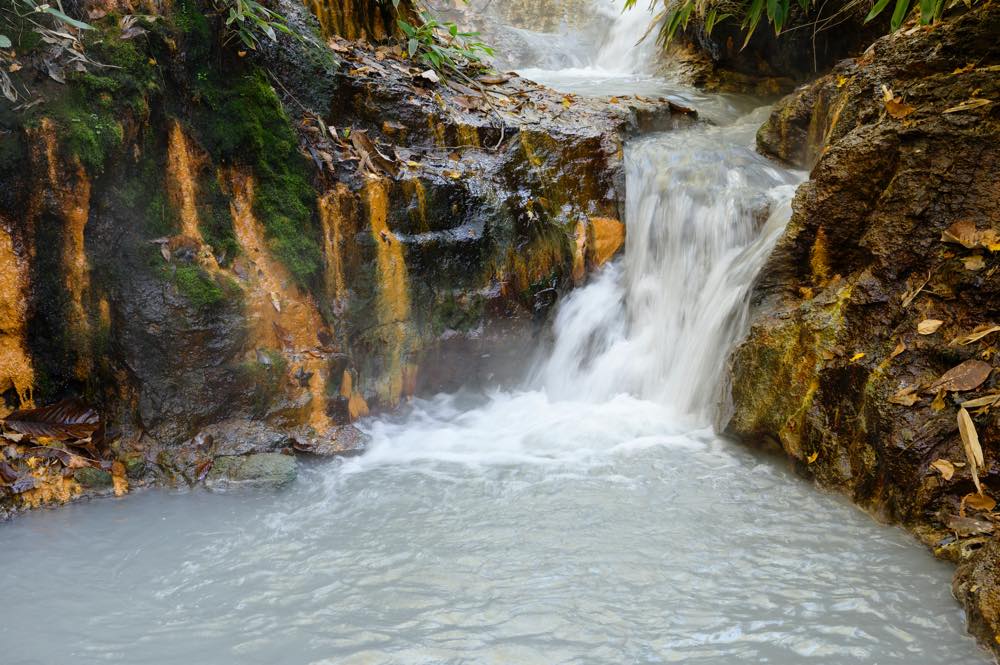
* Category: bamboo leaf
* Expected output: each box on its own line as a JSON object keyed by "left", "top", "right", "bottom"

{"left": 865, "top": 0, "right": 893, "bottom": 22}
{"left": 890, "top": 0, "right": 911, "bottom": 31}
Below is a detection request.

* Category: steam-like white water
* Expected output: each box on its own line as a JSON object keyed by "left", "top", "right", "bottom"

{"left": 0, "top": 4, "right": 990, "bottom": 664}
{"left": 535, "top": 108, "right": 800, "bottom": 421}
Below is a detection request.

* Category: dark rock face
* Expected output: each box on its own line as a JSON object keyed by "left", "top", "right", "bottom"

{"left": 726, "top": 4, "right": 1000, "bottom": 655}
{"left": 0, "top": 0, "right": 689, "bottom": 514}
{"left": 666, "top": 8, "right": 889, "bottom": 94}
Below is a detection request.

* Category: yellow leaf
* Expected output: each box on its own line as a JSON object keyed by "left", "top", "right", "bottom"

{"left": 849, "top": 352, "right": 866, "bottom": 362}
{"left": 964, "top": 255, "right": 985, "bottom": 271}
{"left": 931, "top": 458, "right": 955, "bottom": 480}
{"left": 806, "top": 451, "right": 818, "bottom": 464}
{"left": 917, "top": 319, "right": 944, "bottom": 335}
{"left": 931, "top": 388, "right": 947, "bottom": 411}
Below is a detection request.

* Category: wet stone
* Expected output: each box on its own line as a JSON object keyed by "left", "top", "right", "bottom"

{"left": 73, "top": 467, "right": 114, "bottom": 489}
{"left": 205, "top": 453, "right": 297, "bottom": 489}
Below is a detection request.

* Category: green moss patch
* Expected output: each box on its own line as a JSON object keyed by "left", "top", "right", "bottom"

{"left": 188, "top": 68, "right": 321, "bottom": 286}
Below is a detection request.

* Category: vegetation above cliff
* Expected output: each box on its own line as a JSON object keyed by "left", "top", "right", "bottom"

{"left": 625, "top": 0, "right": 987, "bottom": 46}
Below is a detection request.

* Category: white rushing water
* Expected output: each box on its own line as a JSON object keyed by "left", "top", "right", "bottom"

{"left": 0, "top": 3, "right": 990, "bottom": 664}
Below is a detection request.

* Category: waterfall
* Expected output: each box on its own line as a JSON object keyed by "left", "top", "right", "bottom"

{"left": 533, "top": 111, "right": 800, "bottom": 423}
{"left": 592, "top": 0, "right": 661, "bottom": 73}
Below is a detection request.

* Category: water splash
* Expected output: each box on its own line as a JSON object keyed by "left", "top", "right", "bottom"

{"left": 535, "top": 110, "right": 801, "bottom": 423}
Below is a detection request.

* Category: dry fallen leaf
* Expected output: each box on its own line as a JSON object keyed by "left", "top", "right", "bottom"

{"left": 941, "top": 220, "right": 980, "bottom": 248}
{"left": 806, "top": 451, "right": 818, "bottom": 464}
{"left": 881, "top": 84, "right": 915, "bottom": 119}
{"left": 961, "top": 394, "right": 1000, "bottom": 409}
{"left": 959, "top": 407, "right": 984, "bottom": 469}
{"left": 850, "top": 352, "right": 866, "bottom": 363}
{"left": 889, "top": 340, "right": 906, "bottom": 360}
{"left": 889, "top": 386, "right": 920, "bottom": 406}
{"left": 918, "top": 319, "right": 944, "bottom": 335}
{"left": 964, "top": 255, "right": 986, "bottom": 271}
{"left": 943, "top": 98, "right": 993, "bottom": 114}
{"left": 928, "top": 359, "right": 993, "bottom": 393}
{"left": 931, "top": 388, "right": 947, "bottom": 411}
{"left": 947, "top": 514, "right": 994, "bottom": 537}
{"left": 952, "top": 325, "right": 1000, "bottom": 346}
{"left": 964, "top": 492, "right": 996, "bottom": 512}
{"left": 931, "top": 458, "right": 955, "bottom": 480}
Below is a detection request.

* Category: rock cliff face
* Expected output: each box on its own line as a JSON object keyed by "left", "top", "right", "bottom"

{"left": 0, "top": 0, "right": 687, "bottom": 512}
{"left": 726, "top": 4, "right": 1000, "bottom": 655}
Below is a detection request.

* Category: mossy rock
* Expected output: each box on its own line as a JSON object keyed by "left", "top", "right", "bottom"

{"left": 205, "top": 453, "right": 297, "bottom": 488}
{"left": 74, "top": 467, "right": 114, "bottom": 489}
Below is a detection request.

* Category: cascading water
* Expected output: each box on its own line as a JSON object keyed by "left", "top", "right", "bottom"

{"left": 535, "top": 108, "right": 799, "bottom": 421}
{"left": 0, "top": 4, "right": 990, "bottom": 665}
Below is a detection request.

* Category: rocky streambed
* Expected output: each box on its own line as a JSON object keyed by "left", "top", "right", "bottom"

{"left": 0, "top": 0, "right": 999, "bottom": 660}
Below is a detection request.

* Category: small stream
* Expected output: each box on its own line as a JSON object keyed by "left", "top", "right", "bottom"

{"left": 0, "top": 2, "right": 990, "bottom": 664}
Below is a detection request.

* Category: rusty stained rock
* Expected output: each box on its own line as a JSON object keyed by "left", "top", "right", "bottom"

{"left": 726, "top": 3, "right": 1000, "bottom": 656}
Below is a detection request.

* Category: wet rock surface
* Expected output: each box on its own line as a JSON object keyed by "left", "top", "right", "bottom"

{"left": 205, "top": 452, "right": 298, "bottom": 488}
{"left": 0, "top": 0, "right": 688, "bottom": 515}
{"left": 727, "top": 4, "right": 1000, "bottom": 655}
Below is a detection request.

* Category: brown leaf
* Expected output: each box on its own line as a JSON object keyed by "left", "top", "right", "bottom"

{"left": 963, "top": 492, "right": 996, "bottom": 512}
{"left": 947, "top": 515, "right": 994, "bottom": 536}
{"left": 889, "top": 340, "right": 906, "bottom": 359}
{"left": 941, "top": 220, "right": 980, "bottom": 249}
{"left": 477, "top": 74, "right": 510, "bottom": 85}
{"left": 931, "top": 388, "right": 947, "bottom": 411}
{"left": 931, "top": 458, "right": 955, "bottom": 480}
{"left": 0, "top": 460, "right": 18, "bottom": 484}
{"left": 961, "top": 394, "right": 1000, "bottom": 409}
{"left": 963, "top": 255, "right": 985, "bottom": 271}
{"left": 195, "top": 458, "right": 214, "bottom": 481}
{"left": 350, "top": 130, "right": 399, "bottom": 178}
{"left": 889, "top": 386, "right": 920, "bottom": 406}
{"left": 943, "top": 98, "right": 993, "bottom": 114}
{"left": 952, "top": 325, "right": 1000, "bottom": 346}
{"left": 959, "top": 407, "right": 984, "bottom": 469}
{"left": 928, "top": 359, "right": 993, "bottom": 393}
{"left": 917, "top": 319, "right": 944, "bottom": 335}
{"left": 2, "top": 399, "right": 100, "bottom": 442}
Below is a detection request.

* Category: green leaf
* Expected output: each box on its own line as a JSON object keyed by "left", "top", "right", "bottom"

{"left": 742, "top": 0, "right": 766, "bottom": 48}
{"left": 40, "top": 5, "right": 94, "bottom": 30}
{"left": 408, "top": 37, "right": 418, "bottom": 56}
{"left": 864, "top": 0, "right": 893, "bottom": 22}
{"left": 890, "top": 0, "right": 911, "bottom": 29}
{"left": 0, "top": 35, "right": 11, "bottom": 49}
{"left": 919, "top": 0, "right": 935, "bottom": 23}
